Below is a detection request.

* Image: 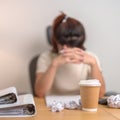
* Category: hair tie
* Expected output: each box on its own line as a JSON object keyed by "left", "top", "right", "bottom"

{"left": 62, "top": 15, "right": 68, "bottom": 23}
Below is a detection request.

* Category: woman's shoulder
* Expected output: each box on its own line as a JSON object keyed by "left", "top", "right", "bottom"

{"left": 40, "top": 50, "right": 52, "bottom": 56}
{"left": 86, "top": 51, "right": 98, "bottom": 58}
{"left": 86, "top": 50, "right": 101, "bottom": 63}
{"left": 38, "top": 50, "right": 56, "bottom": 59}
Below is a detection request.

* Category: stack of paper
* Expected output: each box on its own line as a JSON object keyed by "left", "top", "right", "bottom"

{"left": 0, "top": 87, "right": 36, "bottom": 117}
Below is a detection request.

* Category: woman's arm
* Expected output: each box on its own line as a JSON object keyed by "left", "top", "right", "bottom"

{"left": 63, "top": 47, "right": 106, "bottom": 98}
{"left": 78, "top": 50, "right": 106, "bottom": 98}
{"left": 34, "top": 53, "right": 74, "bottom": 97}
{"left": 90, "top": 61, "right": 106, "bottom": 98}
{"left": 34, "top": 61, "right": 58, "bottom": 98}
{"left": 35, "top": 47, "right": 105, "bottom": 98}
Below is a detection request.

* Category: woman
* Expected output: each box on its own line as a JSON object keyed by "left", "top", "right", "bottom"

{"left": 34, "top": 12, "right": 105, "bottom": 98}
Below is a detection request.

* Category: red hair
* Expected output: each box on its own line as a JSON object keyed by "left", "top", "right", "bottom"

{"left": 51, "top": 12, "right": 86, "bottom": 53}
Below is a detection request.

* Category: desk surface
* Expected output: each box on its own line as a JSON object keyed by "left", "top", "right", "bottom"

{"left": 0, "top": 97, "right": 120, "bottom": 120}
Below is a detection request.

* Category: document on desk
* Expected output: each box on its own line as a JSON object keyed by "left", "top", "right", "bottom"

{"left": 45, "top": 95, "right": 81, "bottom": 106}
{"left": 0, "top": 94, "right": 36, "bottom": 117}
{"left": 0, "top": 87, "right": 18, "bottom": 105}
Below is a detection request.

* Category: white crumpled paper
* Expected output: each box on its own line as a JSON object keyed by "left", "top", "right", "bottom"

{"left": 45, "top": 95, "right": 81, "bottom": 112}
{"left": 49, "top": 101, "right": 64, "bottom": 112}
{"left": 49, "top": 100, "right": 81, "bottom": 112}
{"left": 107, "top": 94, "right": 120, "bottom": 108}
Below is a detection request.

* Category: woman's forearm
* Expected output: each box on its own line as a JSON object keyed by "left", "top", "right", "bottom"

{"left": 35, "top": 62, "right": 58, "bottom": 97}
{"left": 90, "top": 62, "right": 106, "bottom": 98}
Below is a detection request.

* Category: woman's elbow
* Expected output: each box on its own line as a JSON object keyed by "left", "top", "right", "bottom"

{"left": 34, "top": 88, "right": 45, "bottom": 98}
{"left": 99, "top": 88, "right": 106, "bottom": 98}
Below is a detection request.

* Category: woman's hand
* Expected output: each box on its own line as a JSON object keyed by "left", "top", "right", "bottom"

{"left": 75, "top": 49, "right": 97, "bottom": 66}
{"left": 61, "top": 46, "right": 97, "bottom": 65}
{"left": 52, "top": 53, "right": 73, "bottom": 67}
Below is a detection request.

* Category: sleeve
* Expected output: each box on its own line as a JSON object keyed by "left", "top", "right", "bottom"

{"left": 36, "top": 52, "right": 51, "bottom": 73}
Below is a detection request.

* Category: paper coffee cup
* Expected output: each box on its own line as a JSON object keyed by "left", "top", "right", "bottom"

{"left": 79, "top": 79, "right": 101, "bottom": 112}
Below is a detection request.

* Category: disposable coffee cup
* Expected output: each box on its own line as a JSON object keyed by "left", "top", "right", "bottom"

{"left": 79, "top": 79, "right": 101, "bottom": 112}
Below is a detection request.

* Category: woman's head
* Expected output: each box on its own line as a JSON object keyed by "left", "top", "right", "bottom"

{"left": 51, "top": 12, "right": 86, "bottom": 53}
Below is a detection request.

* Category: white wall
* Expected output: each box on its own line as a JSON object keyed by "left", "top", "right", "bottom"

{"left": 0, "top": 0, "right": 120, "bottom": 94}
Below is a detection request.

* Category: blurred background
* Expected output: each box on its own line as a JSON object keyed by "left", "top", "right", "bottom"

{"left": 0, "top": 0, "right": 120, "bottom": 94}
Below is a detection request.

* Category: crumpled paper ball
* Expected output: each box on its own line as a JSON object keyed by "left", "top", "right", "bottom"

{"left": 65, "top": 100, "right": 81, "bottom": 109}
{"left": 49, "top": 101, "right": 64, "bottom": 112}
{"left": 48, "top": 99, "right": 81, "bottom": 112}
{"left": 107, "top": 94, "right": 120, "bottom": 108}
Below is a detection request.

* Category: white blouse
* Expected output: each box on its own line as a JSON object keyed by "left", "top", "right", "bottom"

{"left": 36, "top": 50, "right": 102, "bottom": 95}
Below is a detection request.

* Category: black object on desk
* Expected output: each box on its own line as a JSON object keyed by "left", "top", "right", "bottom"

{"left": 99, "top": 91, "right": 119, "bottom": 105}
